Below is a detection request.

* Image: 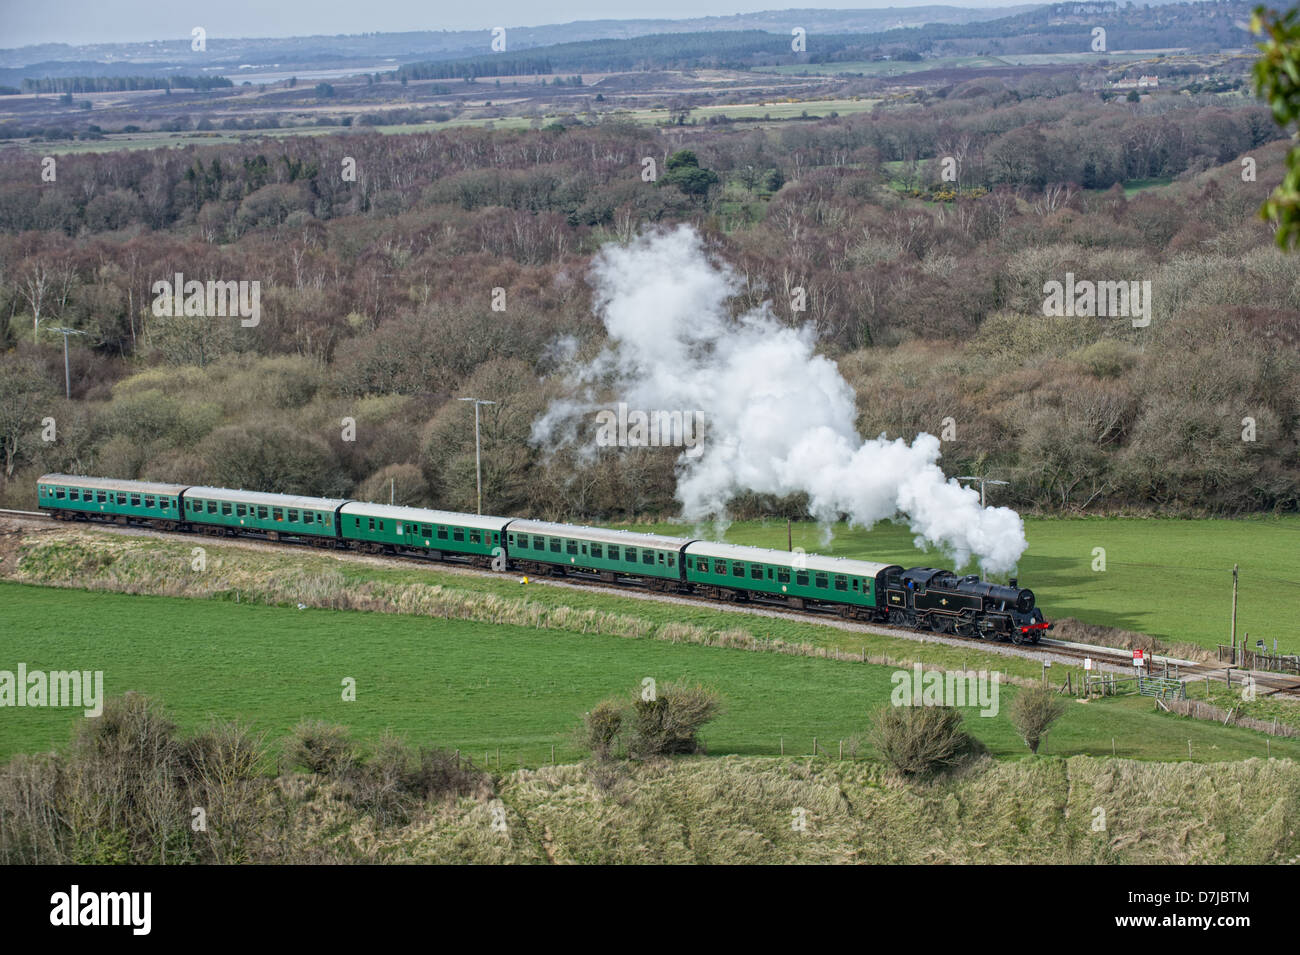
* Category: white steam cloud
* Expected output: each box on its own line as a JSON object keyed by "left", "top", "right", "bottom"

{"left": 531, "top": 225, "right": 1028, "bottom": 575}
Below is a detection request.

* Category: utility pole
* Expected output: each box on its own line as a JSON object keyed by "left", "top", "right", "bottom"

{"left": 1230, "top": 564, "right": 1239, "bottom": 665}
{"left": 957, "top": 476, "right": 1009, "bottom": 508}
{"left": 46, "top": 327, "right": 87, "bottom": 399}
{"left": 458, "top": 397, "right": 496, "bottom": 515}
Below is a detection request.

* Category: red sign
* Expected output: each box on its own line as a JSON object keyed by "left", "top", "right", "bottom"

{"left": 1133, "top": 649, "right": 1144, "bottom": 667}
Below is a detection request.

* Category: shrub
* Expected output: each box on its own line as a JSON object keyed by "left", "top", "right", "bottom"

{"left": 582, "top": 699, "right": 624, "bottom": 759}
{"left": 1010, "top": 684, "right": 1068, "bottom": 755}
{"left": 869, "top": 704, "right": 975, "bottom": 776}
{"left": 283, "top": 720, "right": 357, "bottom": 775}
{"left": 627, "top": 682, "right": 721, "bottom": 759}
{"left": 580, "top": 682, "right": 722, "bottom": 760}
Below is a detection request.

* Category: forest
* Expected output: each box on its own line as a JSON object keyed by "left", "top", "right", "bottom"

{"left": 0, "top": 70, "right": 1297, "bottom": 522}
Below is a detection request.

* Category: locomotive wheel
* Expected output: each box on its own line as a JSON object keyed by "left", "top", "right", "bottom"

{"left": 1010, "top": 630, "right": 1024, "bottom": 646}
{"left": 928, "top": 615, "right": 948, "bottom": 633}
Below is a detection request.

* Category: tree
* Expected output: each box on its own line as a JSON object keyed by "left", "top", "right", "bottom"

{"left": 1009, "top": 684, "right": 1067, "bottom": 755}
{"left": 0, "top": 354, "right": 54, "bottom": 478}
{"left": 660, "top": 149, "right": 719, "bottom": 198}
{"left": 1253, "top": 6, "right": 1300, "bottom": 247}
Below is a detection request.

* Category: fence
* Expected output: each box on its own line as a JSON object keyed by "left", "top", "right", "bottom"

{"left": 1217, "top": 645, "right": 1300, "bottom": 675}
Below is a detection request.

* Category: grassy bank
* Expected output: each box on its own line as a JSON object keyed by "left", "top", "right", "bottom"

{"left": 4, "top": 568, "right": 1298, "bottom": 766}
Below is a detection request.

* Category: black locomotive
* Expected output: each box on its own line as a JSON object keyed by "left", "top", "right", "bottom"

{"left": 882, "top": 567, "right": 1051, "bottom": 644}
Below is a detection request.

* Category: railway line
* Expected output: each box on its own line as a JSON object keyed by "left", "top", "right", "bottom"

{"left": 6, "top": 504, "right": 1298, "bottom": 701}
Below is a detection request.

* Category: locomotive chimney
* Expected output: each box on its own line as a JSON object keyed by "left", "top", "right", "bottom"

{"left": 1009, "top": 578, "right": 1018, "bottom": 588}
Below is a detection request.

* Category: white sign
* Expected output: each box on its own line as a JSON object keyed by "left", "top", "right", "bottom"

{"left": 1084, "top": 657, "right": 1093, "bottom": 671}
{"left": 1133, "top": 648, "right": 1145, "bottom": 668}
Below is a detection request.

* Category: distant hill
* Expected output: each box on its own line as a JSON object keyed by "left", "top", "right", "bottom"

{"left": 0, "top": 6, "right": 1044, "bottom": 75}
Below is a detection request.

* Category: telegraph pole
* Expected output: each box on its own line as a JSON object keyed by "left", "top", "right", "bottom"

{"left": 47, "top": 327, "right": 87, "bottom": 399}
{"left": 458, "top": 397, "right": 496, "bottom": 514}
{"left": 1230, "top": 564, "right": 1239, "bottom": 665}
{"left": 956, "top": 476, "right": 1008, "bottom": 508}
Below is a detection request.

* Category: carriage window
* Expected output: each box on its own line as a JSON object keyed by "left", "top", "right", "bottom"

{"left": 324, "top": 515, "right": 331, "bottom": 527}
{"left": 732, "top": 561, "right": 745, "bottom": 577}
{"left": 144, "top": 495, "right": 155, "bottom": 507}
{"left": 272, "top": 508, "right": 283, "bottom": 521}
{"left": 421, "top": 525, "right": 432, "bottom": 538}
{"left": 438, "top": 526, "right": 448, "bottom": 540}
{"left": 608, "top": 545, "right": 620, "bottom": 561}
{"left": 257, "top": 506, "right": 268, "bottom": 519}
{"left": 667, "top": 554, "right": 675, "bottom": 568}
{"left": 515, "top": 533, "right": 526, "bottom": 548}
{"left": 470, "top": 530, "right": 481, "bottom": 544}
{"left": 852, "top": 579, "right": 859, "bottom": 591}
{"left": 236, "top": 504, "right": 246, "bottom": 517}
{"left": 453, "top": 528, "right": 464, "bottom": 542}
{"left": 642, "top": 550, "right": 654, "bottom": 565}
{"left": 222, "top": 502, "right": 232, "bottom": 516}
{"left": 130, "top": 495, "right": 141, "bottom": 507}
{"left": 835, "top": 576, "right": 848, "bottom": 592}
{"left": 368, "top": 519, "right": 375, "bottom": 531}
{"left": 304, "top": 511, "right": 313, "bottom": 523}
{"left": 591, "top": 544, "right": 602, "bottom": 559}
{"left": 55, "top": 488, "right": 65, "bottom": 499}
{"left": 566, "top": 540, "right": 577, "bottom": 554}
{"left": 550, "top": 538, "right": 560, "bottom": 553}
{"left": 657, "top": 552, "right": 665, "bottom": 565}
{"left": 777, "top": 569, "right": 790, "bottom": 583}
{"left": 751, "top": 564, "right": 763, "bottom": 580}
{"left": 697, "top": 558, "right": 708, "bottom": 574}
{"left": 815, "top": 574, "right": 828, "bottom": 589}
{"left": 98, "top": 491, "right": 107, "bottom": 503}
{"left": 379, "top": 522, "right": 384, "bottom": 531}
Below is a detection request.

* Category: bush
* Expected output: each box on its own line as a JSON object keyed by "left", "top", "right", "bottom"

{"left": 869, "top": 704, "right": 975, "bottom": 776}
{"left": 1010, "top": 684, "right": 1068, "bottom": 755}
{"left": 582, "top": 700, "right": 624, "bottom": 759}
{"left": 283, "top": 720, "right": 357, "bottom": 775}
{"left": 580, "top": 682, "right": 722, "bottom": 760}
{"left": 627, "top": 682, "right": 721, "bottom": 759}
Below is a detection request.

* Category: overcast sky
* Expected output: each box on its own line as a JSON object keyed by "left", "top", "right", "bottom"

{"left": 0, "top": 0, "right": 1022, "bottom": 48}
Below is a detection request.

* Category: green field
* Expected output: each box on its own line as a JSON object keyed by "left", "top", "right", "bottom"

{"left": 755, "top": 52, "right": 1162, "bottom": 77}
{"left": 4, "top": 581, "right": 1296, "bottom": 767}
{"left": 618, "top": 516, "right": 1300, "bottom": 655}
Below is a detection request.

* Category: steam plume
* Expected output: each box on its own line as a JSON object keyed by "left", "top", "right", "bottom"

{"left": 531, "top": 226, "right": 1027, "bottom": 574}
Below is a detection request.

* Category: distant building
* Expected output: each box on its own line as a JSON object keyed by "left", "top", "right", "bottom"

{"left": 1113, "top": 75, "right": 1160, "bottom": 89}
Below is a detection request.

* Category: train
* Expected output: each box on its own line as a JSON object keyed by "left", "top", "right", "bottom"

{"left": 36, "top": 473, "right": 1053, "bottom": 644}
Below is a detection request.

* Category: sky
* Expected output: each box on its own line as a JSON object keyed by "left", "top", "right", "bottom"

{"left": 0, "top": 0, "right": 1024, "bottom": 48}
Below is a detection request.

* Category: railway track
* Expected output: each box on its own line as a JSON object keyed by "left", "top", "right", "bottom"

{"left": 4, "top": 506, "right": 1297, "bottom": 696}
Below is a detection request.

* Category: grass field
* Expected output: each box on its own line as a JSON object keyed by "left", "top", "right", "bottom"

{"left": 753, "top": 53, "right": 1159, "bottom": 77}
{"left": 4, "top": 580, "right": 1296, "bottom": 767}
{"left": 618, "top": 516, "right": 1300, "bottom": 655}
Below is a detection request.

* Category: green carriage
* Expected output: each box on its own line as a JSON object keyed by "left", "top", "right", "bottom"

{"left": 504, "top": 519, "right": 692, "bottom": 584}
{"left": 38, "top": 474, "right": 189, "bottom": 528}
{"left": 180, "top": 486, "right": 348, "bottom": 542}
{"left": 338, "top": 502, "right": 510, "bottom": 559}
{"left": 683, "top": 540, "right": 901, "bottom": 614}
